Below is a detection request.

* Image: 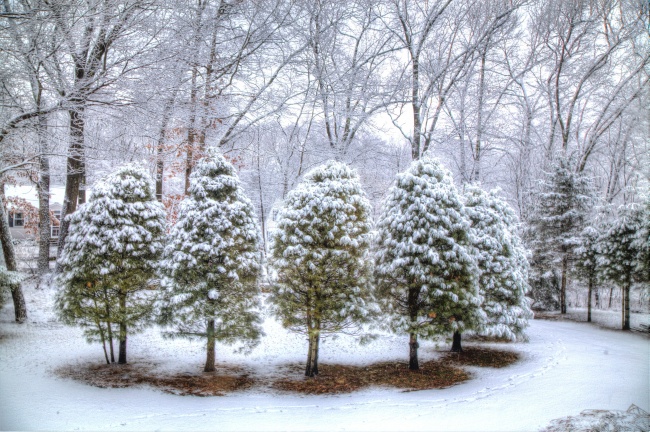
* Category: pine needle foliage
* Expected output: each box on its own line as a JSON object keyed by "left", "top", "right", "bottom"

{"left": 597, "top": 202, "right": 648, "bottom": 330}
{"left": 464, "top": 185, "right": 532, "bottom": 341}
{"left": 158, "top": 148, "right": 262, "bottom": 372}
{"left": 374, "top": 155, "right": 482, "bottom": 368}
{"left": 527, "top": 155, "right": 595, "bottom": 311}
{"left": 56, "top": 164, "right": 166, "bottom": 364}
{"left": 269, "top": 161, "right": 375, "bottom": 377}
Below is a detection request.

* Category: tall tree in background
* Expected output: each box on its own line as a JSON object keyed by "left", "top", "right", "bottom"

{"left": 56, "top": 165, "right": 166, "bottom": 363}
{"left": 385, "top": 0, "right": 521, "bottom": 161}
{"left": 43, "top": 0, "right": 158, "bottom": 257}
{"left": 291, "top": 0, "right": 395, "bottom": 159}
{"left": 270, "top": 161, "right": 374, "bottom": 377}
{"left": 1, "top": 0, "right": 56, "bottom": 273}
{"left": 172, "top": 0, "right": 302, "bottom": 192}
{"left": 375, "top": 155, "right": 481, "bottom": 366}
{"left": 158, "top": 149, "right": 262, "bottom": 373}
{"left": 533, "top": 0, "right": 649, "bottom": 165}
{"left": 527, "top": 155, "right": 594, "bottom": 313}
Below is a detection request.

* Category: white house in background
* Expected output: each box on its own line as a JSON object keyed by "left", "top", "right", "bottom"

{"left": 5, "top": 185, "right": 65, "bottom": 242}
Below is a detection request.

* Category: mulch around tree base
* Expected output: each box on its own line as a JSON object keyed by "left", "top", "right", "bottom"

{"left": 55, "top": 348, "right": 518, "bottom": 396}
{"left": 443, "top": 347, "right": 520, "bottom": 368}
{"left": 55, "top": 362, "right": 255, "bottom": 396}
{"left": 272, "top": 361, "right": 470, "bottom": 395}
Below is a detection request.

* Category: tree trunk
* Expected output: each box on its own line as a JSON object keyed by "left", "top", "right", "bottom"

{"left": 311, "top": 332, "right": 320, "bottom": 375}
{"left": 622, "top": 282, "right": 630, "bottom": 330}
{"left": 407, "top": 285, "right": 420, "bottom": 370}
{"left": 411, "top": 56, "right": 422, "bottom": 160}
{"left": 118, "top": 292, "right": 127, "bottom": 364}
{"left": 451, "top": 331, "right": 463, "bottom": 352}
{"left": 37, "top": 114, "right": 50, "bottom": 274}
{"left": 104, "top": 297, "right": 115, "bottom": 363}
{"left": 205, "top": 319, "right": 216, "bottom": 372}
{"left": 57, "top": 105, "right": 86, "bottom": 261}
{"left": 409, "top": 332, "right": 419, "bottom": 371}
{"left": 608, "top": 286, "right": 614, "bottom": 308}
{"left": 155, "top": 94, "right": 176, "bottom": 202}
{"left": 304, "top": 333, "right": 313, "bottom": 377}
{"left": 10, "top": 283, "right": 28, "bottom": 323}
{"left": 305, "top": 324, "right": 320, "bottom": 377}
{"left": 587, "top": 278, "right": 593, "bottom": 322}
{"left": 471, "top": 49, "right": 487, "bottom": 183}
{"left": 184, "top": 67, "right": 199, "bottom": 195}
{"left": 98, "top": 322, "right": 110, "bottom": 365}
{"left": 0, "top": 184, "right": 27, "bottom": 323}
{"left": 107, "top": 323, "right": 115, "bottom": 363}
{"left": 560, "top": 256, "right": 568, "bottom": 314}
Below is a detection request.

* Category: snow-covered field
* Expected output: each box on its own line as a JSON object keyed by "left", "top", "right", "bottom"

{"left": 0, "top": 280, "right": 648, "bottom": 431}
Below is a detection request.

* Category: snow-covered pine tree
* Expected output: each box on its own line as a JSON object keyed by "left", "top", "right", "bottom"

{"left": 269, "top": 161, "right": 374, "bottom": 377}
{"left": 597, "top": 203, "right": 646, "bottom": 330}
{"left": 158, "top": 149, "right": 262, "bottom": 373}
{"left": 464, "top": 185, "right": 532, "bottom": 341}
{"left": 374, "top": 155, "right": 482, "bottom": 368}
{"left": 573, "top": 226, "right": 600, "bottom": 322}
{"left": 56, "top": 164, "right": 166, "bottom": 364}
{"left": 527, "top": 155, "right": 594, "bottom": 313}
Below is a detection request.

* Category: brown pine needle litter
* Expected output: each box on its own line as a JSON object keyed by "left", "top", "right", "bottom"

{"left": 443, "top": 347, "right": 520, "bottom": 368}
{"left": 272, "top": 361, "right": 469, "bottom": 395}
{"left": 55, "top": 347, "right": 519, "bottom": 396}
{"left": 55, "top": 362, "right": 255, "bottom": 396}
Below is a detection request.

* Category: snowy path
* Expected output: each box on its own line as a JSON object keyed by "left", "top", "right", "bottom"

{"left": 0, "top": 288, "right": 648, "bottom": 431}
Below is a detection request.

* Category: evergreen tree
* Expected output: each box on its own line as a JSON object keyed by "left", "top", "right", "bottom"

{"left": 269, "top": 161, "right": 374, "bottom": 377}
{"left": 574, "top": 226, "right": 600, "bottom": 322}
{"left": 158, "top": 149, "right": 262, "bottom": 373}
{"left": 56, "top": 165, "right": 166, "bottom": 364}
{"left": 374, "top": 155, "right": 482, "bottom": 368}
{"left": 527, "top": 155, "right": 594, "bottom": 312}
{"left": 464, "top": 185, "right": 532, "bottom": 341}
{"left": 597, "top": 203, "right": 647, "bottom": 330}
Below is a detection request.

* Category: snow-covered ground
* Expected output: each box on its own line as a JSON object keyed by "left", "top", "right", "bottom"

{"left": 0, "top": 280, "right": 648, "bottom": 431}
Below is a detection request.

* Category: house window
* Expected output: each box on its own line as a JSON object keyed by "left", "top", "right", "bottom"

{"left": 13, "top": 212, "right": 24, "bottom": 227}
{"left": 51, "top": 210, "right": 61, "bottom": 238}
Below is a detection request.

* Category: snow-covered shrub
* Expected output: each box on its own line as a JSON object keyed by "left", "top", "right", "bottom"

{"left": 464, "top": 185, "right": 532, "bottom": 341}
{"left": 374, "top": 155, "right": 482, "bottom": 369}
{"left": 158, "top": 148, "right": 262, "bottom": 373}
{"left": 269, "top": 160, "right": 374, "bottom": 377}
{"left": 56, "top": 164, "right": 166, "bottom": 364}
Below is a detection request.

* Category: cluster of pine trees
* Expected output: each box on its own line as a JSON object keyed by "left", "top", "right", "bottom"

{"left": 57, "top": 150, "right": 533, "bottom": 375}
{"left": 526, "top": 155, "right": 649, "bottom": 329}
